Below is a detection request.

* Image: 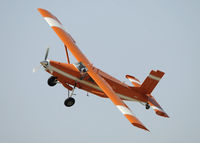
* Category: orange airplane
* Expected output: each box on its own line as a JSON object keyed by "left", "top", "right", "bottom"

{"left": 35, "top": 8, "right": 169, "bottom": 131}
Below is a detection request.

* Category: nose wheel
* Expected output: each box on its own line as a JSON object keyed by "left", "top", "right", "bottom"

{"left": 48, "top": 76, "right": 57, "bottom": 86}
{"left": 64, "top": 82, "right": 77, "bottom": 107}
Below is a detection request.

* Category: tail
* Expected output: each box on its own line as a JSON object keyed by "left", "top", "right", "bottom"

{"left": 140, "top": 70, "right": 164, "bottom": 94}
{"left": 140, "top": 70, "right": 169, "bottom": 118}
{"left": 148, "top": 94, "right": 169, "bottom": 118}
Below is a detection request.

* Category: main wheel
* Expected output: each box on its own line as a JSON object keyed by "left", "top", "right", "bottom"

{"left": 64, "top": 97, "right": 75, "bottom": 107}
{"left": 48, "top": 76, "right": 57, "bottom": 86}
{"left": 145, "top": 103, "right": 150, "bottom": 110}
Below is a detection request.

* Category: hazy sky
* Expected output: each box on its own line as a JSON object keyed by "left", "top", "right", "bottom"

{"left": 0, "top": 0, "right": 200, "bottom": 142}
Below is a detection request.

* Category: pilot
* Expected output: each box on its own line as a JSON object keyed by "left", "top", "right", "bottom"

{"left": 80, "top": 67, "right": 87, "bottom": 80}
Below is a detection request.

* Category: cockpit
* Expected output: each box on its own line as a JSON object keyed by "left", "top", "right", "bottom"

{"left": 74, "top": 62, "right": 88, "bottom": 73}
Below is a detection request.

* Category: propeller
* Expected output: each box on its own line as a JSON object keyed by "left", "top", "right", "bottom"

{"left": 44, "top": 47, "right": 50, "bottom": 60}
{"left": 33, "top": 47, "right": 50, "bottom": 73}
{"left": 32, "top": 65, "right": 41, "bottom": 73}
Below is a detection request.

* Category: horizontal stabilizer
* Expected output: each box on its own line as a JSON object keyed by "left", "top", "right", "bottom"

{"left": 126, "top": 75, "right": 141, "bottom": 87}
{"left": 148, "top": 94, "right": 169, "bottom": 118}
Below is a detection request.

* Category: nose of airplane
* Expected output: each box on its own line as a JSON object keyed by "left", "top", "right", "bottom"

{"left": 40, "top": 61, "right": 48, "bottom": 67}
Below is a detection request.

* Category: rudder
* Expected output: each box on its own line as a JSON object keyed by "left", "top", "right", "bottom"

{"left": 140, "top": 70, "right": 165, "bottom": 94}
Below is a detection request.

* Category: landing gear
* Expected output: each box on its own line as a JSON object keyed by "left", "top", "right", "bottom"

{"left": 64, "top": 97, "right": 75, "bottom": 107}
{"left": 64, "top": 82, "right": 77, "bottom": 107}
{"left": 48, "top": 76, "right": 57, "bottom": 86}
{"left": 145, "top": 103, "right": 150, "bottom": 110}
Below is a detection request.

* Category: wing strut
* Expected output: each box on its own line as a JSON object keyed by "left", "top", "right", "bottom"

{"left": 64, "top": 45, "right": 70, "bottom": 64}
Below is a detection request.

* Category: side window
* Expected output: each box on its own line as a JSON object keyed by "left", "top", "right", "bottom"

{"left": 74, "top": 62, "right": 87, "bottom": 72}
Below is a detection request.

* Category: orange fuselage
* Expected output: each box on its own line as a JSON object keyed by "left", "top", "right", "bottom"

{"left": 47, "top": 60, "right": 148, "bottom": 103}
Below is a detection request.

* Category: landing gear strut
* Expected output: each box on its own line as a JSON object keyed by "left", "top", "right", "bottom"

{"left": 64, "top": 82, "right": 77, "bottom": 107}
{"left": 145, "top": 103, "right": 150, "bottom": 110}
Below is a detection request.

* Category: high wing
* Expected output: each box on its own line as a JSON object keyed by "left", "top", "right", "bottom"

{"left": 38, "top": 8, "right": 149, "bottom": 131}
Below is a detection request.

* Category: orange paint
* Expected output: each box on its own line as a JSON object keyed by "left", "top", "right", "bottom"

{"left": 37, "top": 8, "right": 169, "bottom": 131}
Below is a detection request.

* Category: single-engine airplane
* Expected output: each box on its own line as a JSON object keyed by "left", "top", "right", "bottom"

{"left": 35, "top": 8, "right": 169, "bottom": 131}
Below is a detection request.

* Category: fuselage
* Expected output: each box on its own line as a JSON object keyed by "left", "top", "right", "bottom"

{"left": 42, "top": 60, "right": 148, "bottom": 103}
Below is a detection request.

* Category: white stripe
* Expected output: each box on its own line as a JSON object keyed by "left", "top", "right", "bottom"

{"left": 152, "top": 106, "right": 164, "bottom": 112}
{"left": 119, "top": 94, "right": 137, "bottom": 102}
{"left": 49, "top": 65, "right": 99, "bottom": 90}
{"left": 117, "top": 105, "right": 134, "bottom": 116}
{"left": 44, "top": 17, "right": 65, "bottom": 31}
{"left": 128, "top": 78, "right": 140, "bottom": 84}
{"left": 148, "top": 74, "right": 161, "bottom": 81}
{"left": 46, "top": 64, "right": 138, "bottom": 102}
{"left": 44, "top": 17, "right": 76, "bottom": 44}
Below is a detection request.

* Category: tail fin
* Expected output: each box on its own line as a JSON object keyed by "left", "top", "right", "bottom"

{"left": 140, "top": 70, "right": 165, "bottom": 94}
{"left": 140, "top": 70, "right": 169, "bottom": 118}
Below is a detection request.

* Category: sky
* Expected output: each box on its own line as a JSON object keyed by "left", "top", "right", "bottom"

{"left": 0, "top": 0, "right": 200, "bottom": 142}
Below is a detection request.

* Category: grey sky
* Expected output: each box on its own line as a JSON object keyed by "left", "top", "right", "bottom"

{"left": 0, "top": 0, "right": 199, "bottom": 142}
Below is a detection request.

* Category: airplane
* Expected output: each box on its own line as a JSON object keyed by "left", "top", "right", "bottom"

{"left": 35, "top": 8, "right": 169, "bottom": 131}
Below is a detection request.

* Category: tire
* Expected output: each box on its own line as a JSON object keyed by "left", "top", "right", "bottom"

{"left": 145, "top": 103, "right": 150, "bottom": 110}
{"left": 64, "top": 97, "right": 75, "bottom": 107}
{"left": 47, "top": 76, "right": 57, "bottom": 86}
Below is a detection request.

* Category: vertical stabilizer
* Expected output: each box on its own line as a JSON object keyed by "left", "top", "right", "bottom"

{"left": 140, "top": 70, "right": 165, "bottom": 94}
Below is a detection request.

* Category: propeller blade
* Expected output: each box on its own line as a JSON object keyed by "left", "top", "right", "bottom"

{"left": 44, "top": 47, "right": 50, "bottom": 60}
{"left": 32, "top": 65, "right": 41, "bottom": 73}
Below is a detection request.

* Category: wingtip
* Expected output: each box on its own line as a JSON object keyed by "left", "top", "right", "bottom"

{"left": 37, "top": 8, "right": 45, "bottom": 12}
{"left": 156, "top": 110, "right": 170, "bottom": 118}
{"left": 37, "top": 8, "right": 47, "bottom": 16}
{"left": 132, "top": 123, "right": 150, "bottom": 132}
{"left": 37, "top": 8, "right": 56, "bottom": 20}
